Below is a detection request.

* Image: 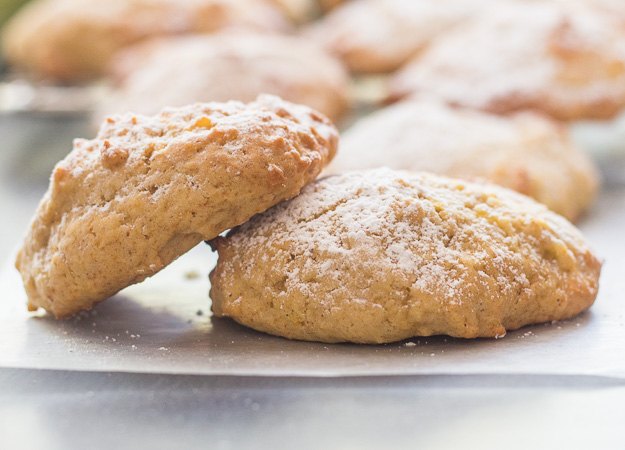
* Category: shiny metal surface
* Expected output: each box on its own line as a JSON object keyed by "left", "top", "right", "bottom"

{"left": 1, "top": 369, "right": 625, "bottom": 450}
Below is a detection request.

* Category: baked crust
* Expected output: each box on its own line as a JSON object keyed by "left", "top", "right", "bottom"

{"left": 16, "top": 95, "right": 338, "bottom": 317}
{"left": 210, "top": 169, "right": 601, "bottom": 344}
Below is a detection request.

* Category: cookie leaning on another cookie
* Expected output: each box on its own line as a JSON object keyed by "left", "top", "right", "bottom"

{"left": 16, "top": 95, "right": 338, "bottom": 318}
{"left": 210, "top": 169, "right": 601, "bottom": 344}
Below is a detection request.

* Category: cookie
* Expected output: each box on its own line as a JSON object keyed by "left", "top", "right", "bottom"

{"left": 331, "top": 99, "right": 599, "bottom": 221}
{"left": 388, "top": 1, "right": 625, "bottom": 121}
{"left": 210, "top": 169, "right": 601, "bottom": 344}
{"left": 306, "top": 0, "right": 492, "bottom": 74}
{"left": 1, "top": 0, "right": 289, "bottom": 81}
{"left": 98, "top": 32, "right": 350, "bottom": 124}
{"left": 16, "top": 95, "right": 338, "bottom": 318}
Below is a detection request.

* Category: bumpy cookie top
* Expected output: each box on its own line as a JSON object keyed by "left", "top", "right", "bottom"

{"left": 16, "top": 95, "right": 338, "bottom": 318}
{"left": 388, "top": 1, "right": 625, "bottom": 120}
{"left": 331, "top": 99, "right": 599, "bottom": 221}
{"left": 210, "top": 169, "right": 601, "bottom": 343}
{"left": 1, "top": 0, "right": 289, "bottom": 81}
{"left": 99, "top": 32, "right": 350, "bottom": 123}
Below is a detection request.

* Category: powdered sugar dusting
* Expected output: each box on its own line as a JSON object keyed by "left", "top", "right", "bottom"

{"left": 223, "top": 169, "right": 591, "bottom": 307}
{"left": 212, "top": 168, "right": 601, "bottom": 342}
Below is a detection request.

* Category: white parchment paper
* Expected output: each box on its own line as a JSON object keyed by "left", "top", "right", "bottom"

{"left": 1, "top": 188, "right": 624, "bottom": 378}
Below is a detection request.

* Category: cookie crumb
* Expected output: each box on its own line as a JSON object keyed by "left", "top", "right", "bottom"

{"left": 185, "top": 270, "right": 200, "bottom": 280}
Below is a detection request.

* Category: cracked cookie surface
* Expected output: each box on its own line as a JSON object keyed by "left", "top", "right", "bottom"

{"left": 210, "top": 169, "right": 601, "bottom": 344}
{"left": 16, "top": 95, "right": 338, "bottom": 317}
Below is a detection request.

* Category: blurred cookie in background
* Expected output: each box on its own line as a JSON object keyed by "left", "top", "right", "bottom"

{"left": 1, "top": 0, "right": 290, "bottom": 82}
{"left": 388, "top": 1, "right": 625, "bottom": 121}
{"left": 306, "top": 0, "right": 495, "bottom": 74}
{"left": 269, "top": 0, "right": 318, "bottom": 23}
{"left": 97, "top": 32, "right": 350, "bottom": 124}
{"left": 330, "top": 98, "right": 599, "bottom": 221}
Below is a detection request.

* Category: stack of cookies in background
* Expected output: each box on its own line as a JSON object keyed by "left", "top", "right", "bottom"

{"left": 1, "top": 0, "right": 622, "bottom": 343}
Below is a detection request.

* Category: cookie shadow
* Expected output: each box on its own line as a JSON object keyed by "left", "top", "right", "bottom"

{"left": 19, "top": 291, "right": 598, "bottom": 376}
{"left": 23, "top": 291, "right": 212, "bottom": 353}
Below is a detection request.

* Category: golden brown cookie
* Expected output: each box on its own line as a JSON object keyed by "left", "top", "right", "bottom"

{"left": 1, "top": 0, "right": 289, "bottom": 81}
{"left": 306, "top": 0, "right": 494, "bottom": 74}
{"left": 98, "top": 32, "right": 350, "bottom": 124}
{"left": 330, "top": 99, "right": 599, "bottom": 221}
{"left": 210, "top": 169, "right": 601, "bottom": 344}
{"left": 16, "top": 95, "right": 338, "bottom": 318}
{"left": 388, "top": 1, "right": 625, "bottom": 121}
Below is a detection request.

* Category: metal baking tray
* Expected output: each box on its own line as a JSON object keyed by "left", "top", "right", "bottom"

{"left": 1, "top": 76, "right": 624, "bottom": 378}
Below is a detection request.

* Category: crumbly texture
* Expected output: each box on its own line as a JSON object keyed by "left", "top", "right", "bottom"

{"left": 1, "top": 0, "right": 289, "bottom": 81}
{"left": 305, "top": 0, "right": 494, "bottom": 74}
{"left": 16, "top": 95, "right": 338, "bottom": 318}
{"left": 210, "top": 169, "right": 601, "bottom": 344}
{"left": 388, "top": 2, "right": 625, "bottom": 121}
{"left": 99, "top": 32, "right": 350, "bottom": 124}
{"left": 330, "top": 99, "right": 599, "bottom": 221}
